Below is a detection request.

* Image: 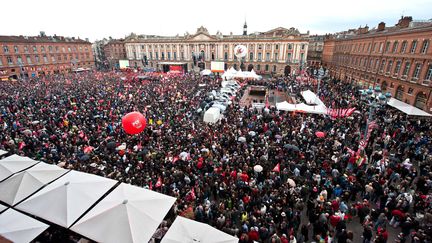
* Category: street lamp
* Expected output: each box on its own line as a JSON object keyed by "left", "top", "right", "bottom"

{"left": 361, "top": 86, "right": 391, "bottom": 140}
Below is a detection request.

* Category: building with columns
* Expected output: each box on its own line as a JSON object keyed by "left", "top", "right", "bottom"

{"left": 322, "top": 16, "right": 432, "bottom": 113}
{"left": 124, "top": 25, "right": 309, "bottom": 75}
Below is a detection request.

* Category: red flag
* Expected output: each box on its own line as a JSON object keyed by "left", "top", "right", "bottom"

{"left": 272, "top": 163, "right": 280, "bottom": 173}
{"left": 149, "top": 180, "right": 153, "bottom": 190}
{"left": 18, "top": 141, "right": 26, "bottom": 150}
{"left": 155, "top": 177, "right": 162, "bottom": 188}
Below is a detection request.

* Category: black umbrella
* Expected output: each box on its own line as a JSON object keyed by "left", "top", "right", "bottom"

{"left": 284, "top": 144, "right": 300, "bottom": 152}
{"left": 107, "top": 141, "right": 117, "bottom": 150}
{"left": 80, "top": 154, "right": 90, "bottom": 161}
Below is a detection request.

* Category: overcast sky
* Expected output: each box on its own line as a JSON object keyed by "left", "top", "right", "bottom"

{"left": 3, "top": 0, "right": 431, "bottom": 41}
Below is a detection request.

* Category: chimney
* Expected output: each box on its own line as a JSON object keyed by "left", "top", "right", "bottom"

{"left": 358, "top": 25, "right": 369, "bottom": 34}
{"left": 85, "top": 38, "right": 89, "bottom": 42}
{"left": 377, "top": 22, "right": 386, "bottom": 31}
{"left": 397, "top": 16, "right": 412, "bottom": 28}
{"left": 39, "top": 31, "right": 46, "bottom": 37}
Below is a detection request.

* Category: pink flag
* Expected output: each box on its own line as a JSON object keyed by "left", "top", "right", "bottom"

{"left": 272, "top": 163, "right": 280, "bottom": 173}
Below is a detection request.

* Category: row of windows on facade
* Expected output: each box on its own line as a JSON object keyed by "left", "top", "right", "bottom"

{"left": 336, "top": 39, "right": 430, "bottom": 55}
{"left": 0, "top": 54, "right": 92, "bottom": 66}
{"left": 135, "top": 51, "right": 305, "bottom": 63}
{"left": 133, "top": 43, "right": 306, "bottom": 51}
{"left": 335, "top": 55, "right": 432, "bottom": 81}
{"left": 141, "top": 61, "right": 281, "bottom": 73}
{"left": 2, "top": 45, "right": 89, "bottom": 54}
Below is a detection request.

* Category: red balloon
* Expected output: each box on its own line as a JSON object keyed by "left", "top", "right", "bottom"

{"left": 122, "top": 112, "right": 147, "bottom": 135}
{"left": 315, "top": 131, "right": 325, "bottom": 138}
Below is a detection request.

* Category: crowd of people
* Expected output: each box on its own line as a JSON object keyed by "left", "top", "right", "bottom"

{"left": 0, "top": 70, "right": 431, "bottom": 243}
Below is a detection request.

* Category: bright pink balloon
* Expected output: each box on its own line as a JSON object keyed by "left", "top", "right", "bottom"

{"left": 122, "top": 112, "right": 147, "bottom": 135}
{"left": 315, "top": 131, "right": 325, "bottom": 138}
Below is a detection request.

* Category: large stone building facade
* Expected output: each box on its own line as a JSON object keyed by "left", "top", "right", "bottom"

{"left": 124, "top": 26, "right": 309, "bottom": 75}
{"left": 307, "top": 35, "right": 325, "bottom": 67}
{"left": 322, "top": 17, "right": 432, "bottom": 112}
{"left": 103, "top": 39, "right": 127, "bottom": 69}
{"left": 0, "top": 32, "right": 94, "bottom": 80}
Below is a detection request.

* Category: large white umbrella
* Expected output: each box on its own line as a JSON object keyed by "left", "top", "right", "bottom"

{"left": 0, "top": 208, "right": 49, "bottom": 243}
{"left": 0, "top": 162, "right": 69, "bottom": 206}
{"left": 15, "top": 170, "right": 117, "bottom": 228}
{"left": 0, "top": 150, "right": 8, "bottom": 156}
{"left": 71, "top": 183, "right": 176, "bottom": 243}
{"left": 0, "top": 155, "right": 39, "bottom": 181}
{"left": 253, "top": 165, "right": 263, "bottom": 173}
{"left": 0, "top": 204, "right": 6, "bottom": 213}
{"left": 161, "top": 216, "right": 238, "bottom": 243}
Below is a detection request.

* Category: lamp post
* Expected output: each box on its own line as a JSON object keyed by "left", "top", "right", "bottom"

{"left": 361, "top": 86, "right": 392, "bottom": 140}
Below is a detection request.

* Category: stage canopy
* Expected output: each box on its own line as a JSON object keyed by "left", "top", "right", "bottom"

{"left": 387, "top": 98, "right": 432, "bottom": 117}
{"left": 0, "top": 150, "right": 8, "bottom": 156}
{"left": 71, "top": 183, "right": 176, "bottom": 243}
{"left": 276, "top": 101, "right": 328, "bottom": 115}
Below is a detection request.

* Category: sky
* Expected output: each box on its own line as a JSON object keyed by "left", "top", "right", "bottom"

{"left": 2, "top": 0, "right": 431, "bottom": 42}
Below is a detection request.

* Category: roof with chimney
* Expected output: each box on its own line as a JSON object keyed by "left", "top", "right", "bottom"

{"left": 0, "top": 34, "right": 90, "bottom": 44}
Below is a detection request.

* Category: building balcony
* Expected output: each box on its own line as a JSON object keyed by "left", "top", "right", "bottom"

{"left": 422, "top": 80, "right": 430, "bottom": 86}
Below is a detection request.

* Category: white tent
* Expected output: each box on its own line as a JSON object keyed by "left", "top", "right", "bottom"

{"left": 15, "top": 170, "right": 117, "bottom": 228}
{"left": 0, "top": 155, "right": 39, "bottom": 181}
{"left": 387, "top": 98, "right": 432, "bottom": 117}
{"left": 276, "top": 102, "right": 328, "bottom": 115}
{"left": 0, "top": 208, "right": 49, "bottom": 243}
{"left": 203, "top": 107, "right": 221, "bottom": 123}
{"left": 0, "top": 162, "right": 68, "bottom": 206}
{"left": 0, "top": 204, "right": 6, "bottom": 213}
{"left": 200, "top": 69, "right": 212, "bottom": 76}
{"left": 161, "top": 216, "right": 238, "bottom": 243}
{"left": 71, "top": 183, "right": 176, "bottom": 243}
{"left": 0, "top": 150, "right": 8, "bottom": 156}
{"left": 301, "top": 90, "right": 325, "bottom": 106}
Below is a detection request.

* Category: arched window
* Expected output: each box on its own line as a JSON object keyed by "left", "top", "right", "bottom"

{"left": 414, "top": 92, "right": 427, "bottom": 109}
{"left": 395, "top": 86, "right": 404, "bottom": 100}
{"left": 381, "top": 81, "right": 388, "bottom": 92}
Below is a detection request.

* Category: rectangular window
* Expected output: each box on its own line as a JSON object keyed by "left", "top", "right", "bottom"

{"left": 43, "top": 55, "right": 48, "bottom": 63}
{"left": 35, "top": 55, "right": 40, "bottom": 63}
{"left": 367, "top": 43, "right": 371, "bottom": 52}
{"left": 58, "top": 55, "right": 62, "bottom": 61}
{"left": 3, "top": 46, "right": 9, "bottom": 53}
{"left": 51, "top": 56, "right": 56, "bottom": 62}
{"left": 161, "top": 52, "right": 165, "bottom": 60}
{"left": 7, "top": 56, "right": 13, "bottom": 64}
{"left": 266, "top": 53, "right": 270, "bottom": 61}
{"left": 385, "top": 42, "right": 390, "bottom": 52}
{"left": 421, "top": 40, "right": 429, "bottom": 54}
{"left": 64, "top": 55, "right": 67, "bottom": 61}
{"left": 386, "top": 60, "right": 393, "bottom": 74}
{"left": 224, "top": 52, "right": 228, "bottom": 60}
{"left": 33, "top": 46, "right": 37, "bottom": 52}
{"left": 287, "top": 53, "right": 292, "bottom": 62}
{"left": 26, "top": 56, "right": 31, "bottom": 64}
{"left": 392, "top": 42, "right": 399, "bottom": 53}
{"left": 156, "top": 52, "right": 159, "bottom": 60}
{"left": 275, "top": 44, "right": 279, "bottom": 50}
{"left": 373, "top": 43, "right": 377, "bottom": 52}
{"left": 180, "top": 52, "right": 183, "bottom": 59}
{"left": 24, "top": 46, "right": 28, "bottom": 53}
{"left": 401, "top": 41, "right": 407, "bottom": 53}
{"left": 249, "top": 52, "right": 253, "bottom": 61}
{"left": 173, "top": 52, "right": 177, "bottom": 60}
{"left": 17, "top": 56, "right": 23, "bottom": 64}
{"left": 258, "top": 53, "right": 262, "bottom": 61}
{"left": 41, "top": 46, "right": 46, "bottom": 52}
{"left": 14, "top": 46, "right": 19, "bottom": 53}
{"left": 402, "top": 61, "right": 411, "bottom": 76}
{"left": 410, "top": 40, "right": 417, "bottom": 53}
{"left": 274, "top": 53, "right": 278, "bottom": 61}
{"left": 301, "top": 44, "right": 305, "bottom": 50}
{"left": 300, "top": 53, "right": 304, "bottom": 63}
{"left": 394, "top": 61, "right": 402, "bottom": 75}
{"left": 379, "top": 60, "right": 386, "bottom": 72}
{"left": 379, "top": 43, "right": 383, "bottom": 52}
{"left": 288, "top": 44, "right": 292, "bottom": 50}
{"left": 413, "top": 64, "right": 422, "bottom": 79}
{"left": 425, "top": 64, "right": 432, "bottom": 80}
{"left": 167, "top": 52, "right": 171, "bottom": 60}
